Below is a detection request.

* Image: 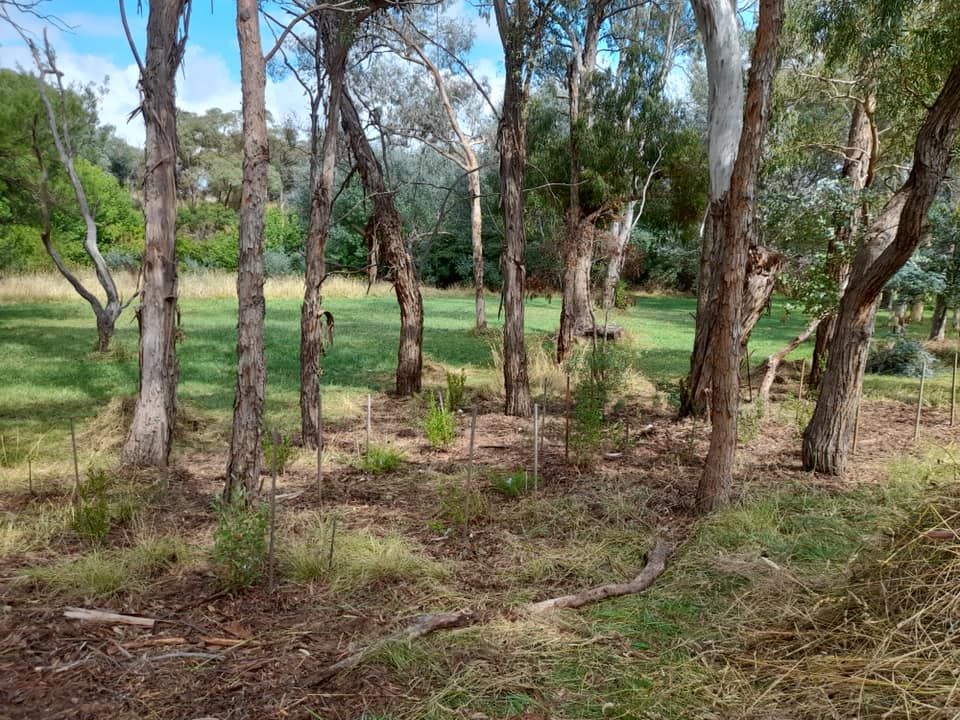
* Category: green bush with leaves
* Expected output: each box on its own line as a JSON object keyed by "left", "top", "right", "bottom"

{"left": 490, "top": 470, "right": 530, "bottom": 498}
{"left": 446, "top": 370, "right": 467, "bottom": 410}
{"left": 211, "top": 492, "right": 268, "bottom": 590}
{"left": 569, "top": 343, "right": 631, "bottom": 460}
{"left": 263, "top": 431, "right": 293, "bottom": 475}
{"left": 867, "top": 338, "right": 936, "bottom": 378}
{"left": 423, "top": 396, "right": 456, "bottom": 447}
{"left": 354, "top": 444, "right": 405, "bottom": 474}
{"left": 73, "top": 468, "right": 112, "bottom": 546}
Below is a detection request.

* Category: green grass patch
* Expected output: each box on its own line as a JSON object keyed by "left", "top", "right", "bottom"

{"left": 353, "top": 443, "right": 406, "bottom": 474}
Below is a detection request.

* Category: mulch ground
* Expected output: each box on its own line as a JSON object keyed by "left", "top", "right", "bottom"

{"left": 1, "top": 383, "right": 957, "bottom": 720}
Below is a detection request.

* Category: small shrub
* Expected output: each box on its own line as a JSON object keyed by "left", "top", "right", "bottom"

{"left": 73, "top": 468, "right": 113, "bottom": 546}
{"left": 263, "top": 248, "right": 294, "bottom": 277}
{"left": 437, "top": 481, "right": 488, "bottom": 526}
{"left": 568, "top": 343, "right": 632, "bottom": 461}
{"left": 211, "top": 492, "right": 268, "bottom": 590}
{"left": 737, "top": 401, "right": 764, "bottom": 444}
{"left": 446, "top": 370, "right": 467, "bottom": 410}
{"left": 355, "top": 443, "right": 405, "bottom": 474}
{"left": 263, "top": 431, "right": 293, "bottom": 475}
{"left": 867, "top": 338, "right": 935, "bottom": 378}
{"left": 613, "top": 280, "right": 631, "bottom": 309}
{"left": 490, "top": 470, "right": 530, "bottom": 498}
{"left": 423, "top": 397, "right": 456, "bottom": 447}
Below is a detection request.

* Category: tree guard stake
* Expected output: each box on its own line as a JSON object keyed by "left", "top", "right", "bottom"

{"left": 914, "top": 359, "right": 926, "bottom": 444}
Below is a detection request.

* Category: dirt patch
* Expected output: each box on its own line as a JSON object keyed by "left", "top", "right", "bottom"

{"left": 2, "top": 391, "right": 957, "bottom": 719}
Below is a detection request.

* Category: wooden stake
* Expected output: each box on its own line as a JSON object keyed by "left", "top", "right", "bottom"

{"left": 745, "top": 344, "right": 753, "bottom": 403}
{"left": 437, "top": 390, "right": 444, "bottom": 414}
{"left": 533, "top": 403, "right": 540, "bottom": 490}
{"left": 268, "top": 431, "right": 279, "bottom": 592}
{"left": 366, "top": 394, "right": 372, "bottom": 453}
{"left": 951, "top": 343, "right": 958, "bottom": 427}
{"left": 28, "top": 458, "right": 33, "bottom": 495}
{"left": 853, "top": 398, "right": 861, "bottom": 455}
{"left": 317, "top": 392, "right": 324, "bottom": 503}
{"left": 327, "top": 516, "right": 337, "bottom": 571}
{"left": 468, "top": 406, "right": 477, "bottom": 479}
{"left": 564, "top": 373, "right": 571, "bottom": 463}
{"left": 798, "top": 359, "right": 806, "bottom": 402}
{"left": 914, "top": 360, "right": 926, "bottom": 444}
{"left": 69, "top": 417, "right": 80, "bottom": 499}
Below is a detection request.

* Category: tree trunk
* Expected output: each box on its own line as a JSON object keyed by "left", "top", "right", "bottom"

{"left": 121, "top": 0, "right": 187, "bottom": 468}
{"left": 225, "top": 0, "right": 268, "bottom": 498}
{"left": 929, "top": 294, "right": 947, "bottom": 341}
{"left": 810, "top": 93, "right": 876, "bottom": 387}
{"left": 603, "top": 201, "right": 635, "bottom": 309}
{"left": 494, "top": 0, "right": 532, "bottom": 416}
{"left": 556, "top": 2, "right": 607, "bottom": 363}
{"left": 740, "top": 245, "right": 785, "bottom": 348}
{"left": 469, "top": 167, "right": 486, "bottom": 330}
{"left": 803, "top": 61, "right": 960, "bottom": 475}
{"left": 301, "top": 17, "right": 346, "bottom": 447}
{"left": 696, "top": 0, "right": 783, "bottom": 514}
{"left": 910, "top": 299, "right": 925, "bottom": 324}
{"left": 682, "top": 0, "right": 744, "bottom": 419}
{"left": 341, "top": 90, "right": 423, "bottom": 396}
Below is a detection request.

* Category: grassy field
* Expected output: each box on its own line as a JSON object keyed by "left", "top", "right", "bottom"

{"left": 1, "top": 273, "right": 956, "bottom": 446}
{"left": 2, "top": 274, "right": 960, "bottom": 719}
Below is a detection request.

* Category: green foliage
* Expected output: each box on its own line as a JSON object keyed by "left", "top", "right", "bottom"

{"left": 262, "top": 431, "right": 292, "bottom": 475}
{"left": 569, "top": 343, "right": 631, "bottom": 459}
{"left": 613, "top": 280, "right": 631, "bottom": 310}
{"left": 423, "top": 396, "right": 456, "bottom": 447}
{"left": 445, "top": 370, "right": 466, "bottom": 410}
{"left": 211, "top": 492, "right": 268, "bottom": 590}
{"left": 437, "top": 481, "right": 488, "bottom": 526}
{"left": 867, "top": 338, "right": 936, "bottom": 378}
{"left": 72, "top": 468, "right": 112, "bottom": 545}
{"left": 490, "top": 470, "right": 530, "bottom": 498}
{"left": 355, "top": 443, "right": 405, "bottom": 474}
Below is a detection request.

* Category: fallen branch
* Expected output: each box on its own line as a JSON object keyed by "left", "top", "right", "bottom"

{"left": 309, "top": 608, "right": 475, "bottom": 684}
{"left": 64, "top": 607, "right": 156, "bottom": 628}
{"left": 142, "top": 651, "right": 223, "bottom": 663}
{"left": 525, "top": 537, "right": 674, "bottom": 613}
{"left": 755, "top": 318, "right": 821, "bottom": 405}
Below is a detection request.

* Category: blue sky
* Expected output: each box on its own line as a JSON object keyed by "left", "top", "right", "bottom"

{"left": 0, "top": 0, "right": 505, "bottom": 146}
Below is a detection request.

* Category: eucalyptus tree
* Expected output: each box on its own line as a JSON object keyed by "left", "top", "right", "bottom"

{"left": 493, "top": 0, "right": 554, "bottom": 416}
{"left": 692, "top": 0, "right": 784, "bottom": 513}
{"left": 13, "top": 29, "right": 135, "bottom": 352}
{"left": 120, "top": 0, "right": 192, "bottom": 468}
{"left": 225, "top": 0, "right": 270, "bottom": 497}
{"left": 801, "top": 0, "right": 960, "bottom": 475}
{"left": 372, "top": 9, "right": 495, "bottom": 330}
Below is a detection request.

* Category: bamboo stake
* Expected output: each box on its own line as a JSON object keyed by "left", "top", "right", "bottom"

{"left": 798, "top": 359, "right": 806, "bottom": 402}
{"left": 69, "top": 417, "right": 80, "bottom": 499}
{"left": 366, "top": 394, "right": 372, "bottom": 453}
{"left": 533, "top": 403, "right": 540, "bottom": 490}
{"left": 317, "top": 392, "right": 323, "bottom": 503}
{"left": 268, "top": 431, "right": 279, "bottom": 592}
{"left": 745, "top": 344, "right": 753, "bottom": 403}
{"left": 437, "top": 390, "right": 444, "bottom": 413}
{"left": 468, "top": 406, "right": 477, "bottom": 479}
{"left": 914, "top": 360, "right": 926, "bottom": 444}
{"left": 564, "top": 373, "right": 571, "bottom": 463}
{"left": 951, "top": 342, "right": 958, "bottom": 427}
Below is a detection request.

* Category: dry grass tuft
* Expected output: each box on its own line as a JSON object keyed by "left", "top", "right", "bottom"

{"left": 716, "top": 483, "right": 960, "bottom": 719}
